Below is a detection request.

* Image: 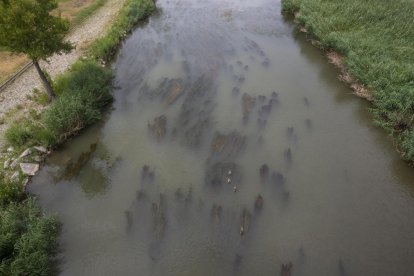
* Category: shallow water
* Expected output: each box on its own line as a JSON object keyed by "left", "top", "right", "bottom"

{"left": 29, "top": 0, "right": 414, "bottom": 275}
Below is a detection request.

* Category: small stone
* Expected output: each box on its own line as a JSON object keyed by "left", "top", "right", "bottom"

{"left": 34, "top": 146, "right": 47, "bottom": 153}
{"left": 10, "top": 171, "right": 19, "bottom": 182}
{"left": 20, "top": 163, "right": 39, "bottom": 176}
{"left": 7, "top": 147, "right": 14, "bottom": 153}
{"left": 10, "top": 158, "right": 19, "bottom": 169}
{"left": 4, "top": 159, "right": 10, "bottom": 169}
{"left": 19, "top": 148, "right": 32, "bottom": 158}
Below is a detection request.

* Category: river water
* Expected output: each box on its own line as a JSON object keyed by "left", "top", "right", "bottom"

{"left": 29, "top": 0, "right": 414, "bottom": 275}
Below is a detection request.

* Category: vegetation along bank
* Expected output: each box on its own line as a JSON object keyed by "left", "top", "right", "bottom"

{"left": 282, "top": 0, "right": 414, "bottom": 163}
{"left": 0, "top": 0, "right": 156, "bottom": 274}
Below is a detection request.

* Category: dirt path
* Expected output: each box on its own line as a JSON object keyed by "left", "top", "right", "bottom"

{"left": 0, "top": 0, "right": 126, "bottom": 142}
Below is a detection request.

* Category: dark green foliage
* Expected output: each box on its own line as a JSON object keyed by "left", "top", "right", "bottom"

{"left": 0, "top": 181, "right": 25, "bottom": 208}
{"left": 282, "top": 0, "right": 414, "bottom": 163}
{"left": 0, "top": 0, "right": 72, "bottom": 60}
{"left": 54, "top": 61, "right": 113, "bottom": 109}
{"left": 0, "top": 199, "right": 59, "bottom": 276}
{"left": 89, "top": 0, "right": 156, "bottom": 61}
{"left": 44, "top": 61, "right": 113, "bottom": 143}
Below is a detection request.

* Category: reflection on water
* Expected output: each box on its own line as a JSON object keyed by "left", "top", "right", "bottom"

{"left": 29, "top": 0, "right": 414, "bottom": 275}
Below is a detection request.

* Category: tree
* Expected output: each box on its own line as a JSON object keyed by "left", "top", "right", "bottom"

{"left": 0, "top": 0, "right": 73, "bottom": 100}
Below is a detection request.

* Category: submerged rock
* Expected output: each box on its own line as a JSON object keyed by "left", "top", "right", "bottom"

{"left": 271, "top": 171, "right": 286, "bottom": 186}
{"left": 254, "top": 194, "right": 264, "bottom": 211}
{"left": 259, "top": 164, "right": 269, "bottom": 181}
{"left": 284, "top": 148, "right": 292, "bottom": 164}
{"left": 241, "top": 93, "right": 256, "bottom": 122}
{"left": 281, "top": 262, "right": 293, "bottom": 276}
{"left": 125, "top": 210, "right": 133, "bottom": 233}
{"left": 211, "top": 204, "right": 223, "bottom": 223}
{"left": 136, "top": 189, "right": 147, "bottom": 200}
{"left": 162, "top": 79, "right": 185, "bottom": 106}
{"left": 152, "top": 194, "right": 167, "bottom": 239}
{"left": 240, "top": 208, "right": 251, "bottom": 236}
{"left": 303, "top": 96, "right": 310, "bottom": 107}
{"left": 148, "top": 115, "right": 167, "bottom": 140}
{"left": 233, "top": 254, "right": 243, "bottom": 273}
{"left": 232, "top": 86, "right": 240, "bottom": 95}
{"left": 258, "top": 95, "right": 266, "bottom": 102}
{"left": 305, "top": 118, "right": 312, "bottom": 130}
{"left": 262, "top": 58, "right": 270, "bottom": 67}
{"left": 209, "top": 131, "right": 247, "bottom": 162}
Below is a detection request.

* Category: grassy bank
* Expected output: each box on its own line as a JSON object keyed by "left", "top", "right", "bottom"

{"left": 282, "top": 0, "right": 414, "bottom": 162}
{"left": 89, "top": 0, "right": 156, "bottom": 61}
{"left": 1, "top": 0, "right": 156, "bottom": 274}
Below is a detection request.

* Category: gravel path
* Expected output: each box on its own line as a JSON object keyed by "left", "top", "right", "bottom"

{"left": 0, "top": 0, "right": 126, "bottom": 141}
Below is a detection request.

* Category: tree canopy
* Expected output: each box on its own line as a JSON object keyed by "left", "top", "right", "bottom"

{"left": 0, "top": 0, "right": 72, "bottom": 60}
{"left": 0, "top": 0, "right": 73, "bottom": 100}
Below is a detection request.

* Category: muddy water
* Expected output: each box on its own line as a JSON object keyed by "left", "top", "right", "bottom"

{"left": 29, "top": 0, "right": 414, "bottom": 275}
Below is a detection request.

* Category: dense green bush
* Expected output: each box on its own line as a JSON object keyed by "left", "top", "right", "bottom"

{"left": 0, "top": 181, "right": 25, "bottom": 208}
{"left": 282, "top": 0, "right": 414, "bottom": 163}
{"left": 0, "top": 199, "right": 59, "bottom": 276}
{"left": 89, "top": 0, "right": 156, "bottom": 61}
{"left": 54, "top": 61, "right": 113, "bottom": 108}
{"left": 44, "top": 61, "right": 113, "bottom": 143}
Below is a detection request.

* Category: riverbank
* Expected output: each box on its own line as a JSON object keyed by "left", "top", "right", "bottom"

{"left": 282, "top": 0, "right": 414, "bottom": 163}
{"left": 0, "top": 0, "right": 156, "bottom": 274}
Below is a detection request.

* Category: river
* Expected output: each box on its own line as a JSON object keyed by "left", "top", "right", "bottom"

{"left": 29, "top": 0, "right": 414, "bottom": 275}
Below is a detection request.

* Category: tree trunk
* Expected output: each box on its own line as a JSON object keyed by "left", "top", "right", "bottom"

{"left": 33, "top": 60, "right": 56, "bottom": 101}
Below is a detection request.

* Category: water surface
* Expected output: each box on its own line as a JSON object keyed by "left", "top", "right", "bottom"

{"left": 30, "top": 0, "right": 414, "bottom": 275}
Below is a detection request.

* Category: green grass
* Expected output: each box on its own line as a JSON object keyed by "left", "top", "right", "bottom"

{"left": 282, "top": 0, "right": 414, "bottom": 163}
{"left": 89, "top": 0, "right": 156, "bottom": 61}
{"left": 71, "top": 0, "right": 108, "bottom": 27}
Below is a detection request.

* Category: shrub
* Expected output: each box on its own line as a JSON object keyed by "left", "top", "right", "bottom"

{"left": 43, "top": 61, "right": 113, "bottom": 144}
{"left": 0, "top": 181, "right": 25, "bottom": 208}
{"left": 43, "top": 93, "right": 101, "bottom": 142}
{"left": 0, "top": 199, "right": 59, "bottom": 276}
{"left": 54, "top": 61, "right": 113, "bottom": 109}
